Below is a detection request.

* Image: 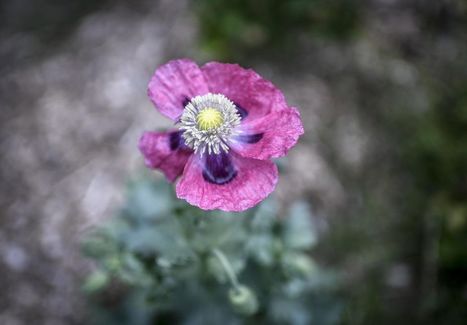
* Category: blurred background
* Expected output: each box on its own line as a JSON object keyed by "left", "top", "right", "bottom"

{"left": 1, "top": 0, "right": 467, "bottom": 324}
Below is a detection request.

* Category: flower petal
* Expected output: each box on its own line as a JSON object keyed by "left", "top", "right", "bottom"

{"left": 230, "top": 107, "right": 304, "bottom": 160}
{"left": 138, "top": 131, "right": 192, "bottom": 182}
{"left": 148, "top": 59, "right": 209, "bottom": 120}
{"left": 201, "top": 62, "right": 288, "bottom": 121}
{"left": 202, "top": 152, "right": 238, "bottom": 185}
{"left": 176, "top": 153, "right": 278, "bottom": 211}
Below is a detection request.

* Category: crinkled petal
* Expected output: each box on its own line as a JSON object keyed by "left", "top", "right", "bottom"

{"left": 176, "top": 153, "right": 278, "bottom": 211}
{"left": 230, "top": 107, "right": 304, "bottom": 160}
{"left": 201, "top": 62, "right": 288, "bottom": 121}
{"left": 138, "top": 131, "right": 192, "bottom": 182}
{"left": 148, "top": 59, "right": 209, "bottom": 120}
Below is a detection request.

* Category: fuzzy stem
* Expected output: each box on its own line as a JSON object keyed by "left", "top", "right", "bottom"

{"left": 212, "top": 248, "right": 240, "bottom": 290}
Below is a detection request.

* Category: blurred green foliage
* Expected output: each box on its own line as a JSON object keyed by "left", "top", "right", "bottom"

{"left": 194, "top": 0, "right": 361, "bottom": 59}
{"left": 402, "top": 81, "right": 467, "bottom": 324}
{"left": 82, "top": 177, "right": 341, "bottom": 324}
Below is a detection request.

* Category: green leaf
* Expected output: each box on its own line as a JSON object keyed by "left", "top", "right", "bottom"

{"left": 125, "top": 180, "right": 173, "bottom": 220}
{"left": 284, "top": 201, "right": 317, "bottom": 250}
{"left": 82, "top": 270, "right": 109, "bottom": 293}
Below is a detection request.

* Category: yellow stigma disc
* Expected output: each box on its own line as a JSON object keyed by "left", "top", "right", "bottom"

{"left": 196, "top": 108, "right": 224, "bottom": 130}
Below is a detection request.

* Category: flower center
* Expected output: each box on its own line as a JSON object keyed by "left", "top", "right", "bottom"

{"left": 179, "top": 93, "right": 241, "bottom": 155}
{"left": 196, "top": 108, "right": 224, "bottom": 130}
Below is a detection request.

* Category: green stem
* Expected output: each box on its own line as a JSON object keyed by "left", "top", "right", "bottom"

{"left": 212, "top": 248, "right": 240, "bottom": 290}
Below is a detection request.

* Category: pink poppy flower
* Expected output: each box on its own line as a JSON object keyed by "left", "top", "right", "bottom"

{"left": 138, "top": 59, "right": 304, "bottom": 212}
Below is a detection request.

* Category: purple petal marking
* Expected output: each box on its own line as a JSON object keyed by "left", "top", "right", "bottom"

{"left": 202, "top": 152, "right": 237, "bottom": 185}
{"left": 182, "top": 97, "right": 190, "bottom": 108}
{"left": 138, "top": 131, "right": 192, "bottom": 182}
{"left": 232, "top": 107, "right": 304, "bottom": 160}
{"left": 176, "top": 153, "right": 279, "bottom": 211}
{"left": 235, "top": 103, "right": 248, "bottom": 119}
{"left": 148, "top": 59, "right": 209, "bottom": 121}
{"left": 202, "top": 62, "right": 288, "bottom": 120}
{"left": 169, "top": 131, "right": 184, "bottom": 150}
{"left": 234, "top": 133, "right": 263, "bottom": 144}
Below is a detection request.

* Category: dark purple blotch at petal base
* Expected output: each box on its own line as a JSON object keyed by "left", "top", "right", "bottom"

{"left": 234, "top": 133, "right": 263, "bottom": 144}
{"left": 174, "top": 97, "right": 190, "bottom": 123}
{"left": 169, "top": 131, "right": 185, "bottom": 150}
{"left": 235, "top": 103, "right": 248, "bottom": 119}
{"left": 182, "top": 97, "right": 190, "bottom": 108}
{"left": 202, "top": 152, "right": 237, "bottom": 185}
